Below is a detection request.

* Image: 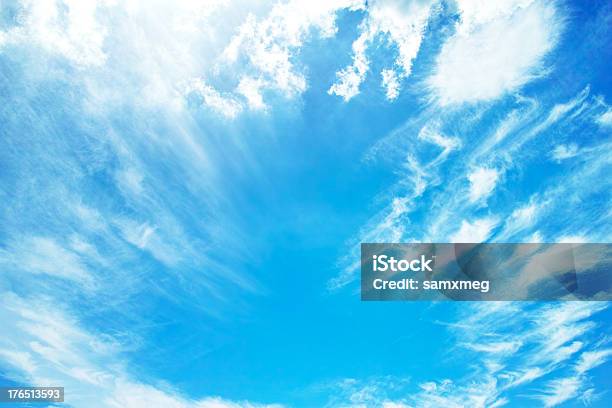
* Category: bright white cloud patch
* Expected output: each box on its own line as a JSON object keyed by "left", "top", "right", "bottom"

{"left": 0, "top": 0, "right": 108, "bottom": 67}
{"left": 237, "top": 76, "right": 267, "bottom": 110}
{"left": 468, "top": 167, "right": 499, "bottom": 202}
{"left": 557, "top": 235, "right": 587, "bottom": 243}
{"left": 450, "top": 217, "right": 498, "bottom": 243}
{"left": 427, "top": 0, "right": 563, "bottom": 105}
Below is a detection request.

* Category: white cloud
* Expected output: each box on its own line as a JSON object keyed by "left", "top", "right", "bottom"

{"left": 597, "top": 109, "right": 612, "bottom": 127}
{"left": 381, "top": 69, "right": 401, "bottom": 100}
{"left": 504, "top": 367, "right": 545, "bottom": 388}
{"left": 382, "top": 402, "right": 410, "bottom": 408}
{"left": 539, "top": 376, "right": 581, "bottom": 407}
{"left": 496, "top": 200, "right": 542, "bottom": 241}
{"left": 417, "top": 124, "right": 462, "bottom": 165}
{"left": 575, "top": 349, "right": 612, "bottom": 374}
{"left": 237, "top": 76, "right": 267, "bottom": 110}
{"left": 328, "top": 28, "right": 370, "bottom": 101}
{"left": 224, "top": 0, "right": 366, "bottom": 105}
{"left": 426, "top": 303, "right": 608, "bottom": 408}
{"left": 3, "top": 237, "right": 92, "bottom": 284}
{"left": 328, "top": 196, "right": 409, "bottom": 290}
{"left": 370, "top": 0, "right": 433, "bottom": 79}
{"left": 186, "top": 79, "right": 243, "bottom": 118}
{"left": 467, "top": 167, "right": 499, "bottom": 202}
{"left": 532, "top": 87, "right": 590, "bottom": 134}
{"left": 115, "top": 219, "right": 180, "bottom": 266}
{"left": 450, "top": 217, "right": 498, "bottom": 243}
{"left": 524, "top": 231, "right": 543, "bottom": 243}
{"left": 6, "top": 0, "right": 436, "bottom": 114}
{"left": 463, "top": 341, "right": 522, "bottom": 355}
{"left": 329, "top": 122, "right": 462, "bottom": 289}
{"left": 556, "top": 235, "right": 587, "bottom": 243}
{"left": 529, "top": 307, "right": 612, "bottom": 407}
{"left": 323, "top": 376, "right": 411, "bottom": 407}
{"left": 116, "top": 167, "right": 145, "bottom": 195}
{"left": 0, "top": 0, "right": 108, "bottom": 67}
{"left": 0, "top": 293, "right": 282, "bottom": 408}
{"left": 419, "top": 381, "right": 438, "bottom": 393}
{"left": 510, "top": 203, "right": 537, "bottom": 227}
{"left": 329, "top": 0, "right": 436, "bottom": 101}
{"left": 107, "top": 382, "right": 283, "bottom": 408}
{"left": 427, "top": 0, "right": 563, "bottom": 105}
{"left": 550, "top": 143, "right": 579, "bottom": 162}
{"left": 0, "top": 0, "right": 239, "bottom": 113}
{"left": 0, "top": 349, "right": 38, "bottom": 377}
{"left": 548, "top": 341, "right": 583, "bottom": 364}
{"left": 329, "top": 124, "right": 460, "bottom": 290}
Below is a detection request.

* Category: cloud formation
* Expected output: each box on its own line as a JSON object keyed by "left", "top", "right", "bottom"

{"left": 0, "top": 293, "right": 282, "bottom": 408}
{"left": 467, "top": 167, "right": 499, "bottom": 203}
{"left": 329, "top": 0, "right": 436, "bottom": 101}
{"left": 427, "top": 0, "right": 563, "bottom": 105}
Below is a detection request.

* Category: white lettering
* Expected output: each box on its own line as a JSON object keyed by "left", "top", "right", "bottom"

{"left": 372, "top": 254, "right": 435, "bottom": 272}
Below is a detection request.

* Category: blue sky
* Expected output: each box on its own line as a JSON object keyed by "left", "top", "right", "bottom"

{"left": 0, "top": 0, "right": 611, "bottom": 407}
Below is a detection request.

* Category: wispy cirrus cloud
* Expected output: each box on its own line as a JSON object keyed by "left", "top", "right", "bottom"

{"left": 330, "top": 78, "right": 612, "bottom": 289}
{"left": 0, "top": 293, "right": 282, "bottom": 408}
{"left": 418, "top": 302, "right": 609, "bottom": 408}
{"left": 550, "top": 143, "right": 580, "bottom": 162}
{"left": 1, "top": 2, "right": 277, "bottom": 403}
{"left": 319, "top": 302, "right": 610, "bottom": 407}
{"left": 1, "top": 1, "right": 610, "bottom": 407}
{"left": 536, "top": 345, "right": 612, "bottom": 407}
{"left": 597, "top": 107, "right": 612, "bottom": 127}
{"left": 1, "top": 236, "right": 92, "bottom": 284}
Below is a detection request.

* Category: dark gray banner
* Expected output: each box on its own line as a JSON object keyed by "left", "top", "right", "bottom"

{"left": 361, "top": 243, "right": 612, "bottom": 301}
